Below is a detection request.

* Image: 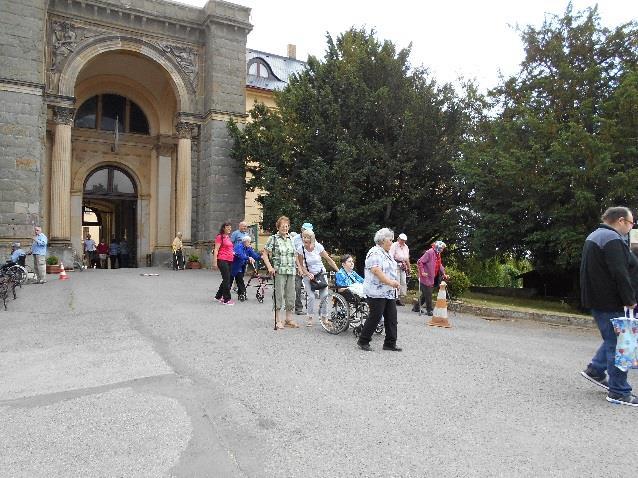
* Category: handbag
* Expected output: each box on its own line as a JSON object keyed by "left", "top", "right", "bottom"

{"left": 302, "top": 246, "right": 328, "bottom": 291}
{"left": 611, "top": 307, "right": 638, "bottom": 372}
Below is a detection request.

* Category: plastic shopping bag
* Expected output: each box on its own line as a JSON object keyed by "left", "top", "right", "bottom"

{"left": 610, "top": 307, "right": 638, "bottom": 372}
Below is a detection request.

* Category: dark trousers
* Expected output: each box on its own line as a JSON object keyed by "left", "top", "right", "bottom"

{"left": 358, "top": 297, "right": 398, "bottom": 347}
{"left": 109, "top": 255, "right": 118, "bottom": 269}
{"left": 173, "top": 250, "right": 184, "bottom": 270}
{"left": 119, "top": 254, "right": 129, "bottom": 268}
{"left": 215, "top": 260, "right": 233, "bottom": 301}
{"left": 295, "top": 273, "right": 303, "bottom": 312}
{"left": 420, "top": 284, "right": 434, "bottom": 313}
{"left": 235, "top": 272, "right": 247, "bottom": 296}
{"left": 85, "top": 251, "right": 97, "bottom": 268}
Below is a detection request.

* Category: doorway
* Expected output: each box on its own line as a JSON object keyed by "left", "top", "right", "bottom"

{"left": 83, "top": 166, "right": 137, "bottom": 267}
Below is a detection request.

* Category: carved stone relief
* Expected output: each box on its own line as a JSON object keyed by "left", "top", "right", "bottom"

{"left": 49, "top": 20, "right": 95, "bottom": 72}
{"left": 159, "top": 43, "right": 199, "bottom": 86}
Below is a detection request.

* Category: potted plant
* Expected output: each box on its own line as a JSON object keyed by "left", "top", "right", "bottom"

{"left": 186, "top": 253, "right": 201, "bottom": 269}
{"left": 46, "top": 255, "right": 61, "bottom": 274}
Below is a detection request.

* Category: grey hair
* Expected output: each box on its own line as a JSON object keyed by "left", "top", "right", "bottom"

{"left": 374, "top": 227, "right": 394, "bottom": 245}
{"left": 301, "top": 229, "right": 316, "bottom": 245}
{"left": 602, "top": 206, "right": 632, "bottom": 223}
{"left": 241, "top": 235, "right": 252, "bottom": 243}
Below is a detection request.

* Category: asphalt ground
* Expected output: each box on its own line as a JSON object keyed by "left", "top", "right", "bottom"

{"left": 0, "top": 267, "right": 636, "bottom": 477}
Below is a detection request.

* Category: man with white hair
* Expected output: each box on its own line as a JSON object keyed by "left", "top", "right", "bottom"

{"left": 31, "top": 226, "right": 48, "bottom": 284}
{"left": 230, "top": 221, "right": 250, "bottom": 246}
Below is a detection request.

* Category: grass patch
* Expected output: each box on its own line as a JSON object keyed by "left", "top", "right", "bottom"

{"left": 461, "top": 291, "right": 588, "bottom": 317}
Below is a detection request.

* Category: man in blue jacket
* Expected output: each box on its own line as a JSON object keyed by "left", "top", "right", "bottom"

{"left": 580, "top": 206, "right": 638, "bottom": 407}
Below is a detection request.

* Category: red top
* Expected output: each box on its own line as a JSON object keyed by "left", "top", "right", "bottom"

{"left": 433, "top": 246, "right": 442, "bottom": 276}
{"left": 97, "top": 243, "right": 108, "bottom": 254}
{"left": 215, "top": 234, "right": 234, "bottom": 262}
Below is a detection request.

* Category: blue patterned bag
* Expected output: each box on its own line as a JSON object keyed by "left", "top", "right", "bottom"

{"left": 610, "top": 308, "right": 638, "bottom": 372}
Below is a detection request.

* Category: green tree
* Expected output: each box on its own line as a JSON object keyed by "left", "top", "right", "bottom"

{"left": 230, "top": 28, "right": 471, "bottom": 264}
{"left": 458, "top": 5, "right": 638, "bottom": 276}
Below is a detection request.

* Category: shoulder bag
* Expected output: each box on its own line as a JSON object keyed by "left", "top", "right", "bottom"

{"left": 302, "top": 246, "right": 328, "bottom": 291}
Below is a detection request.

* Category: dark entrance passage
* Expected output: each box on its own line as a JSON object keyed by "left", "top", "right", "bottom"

{"left": 83, "top": 166, "right": 137, "bottom": 267}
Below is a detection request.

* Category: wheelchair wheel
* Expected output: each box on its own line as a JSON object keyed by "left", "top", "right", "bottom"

{"left": 7, "top": 265, "right": 27, "bottom": 285}
{"left": 319, "top": 291, "right": 350, "bottom": 335}
{"left": 352, "top": 324, "right": 362, "bottom": 337}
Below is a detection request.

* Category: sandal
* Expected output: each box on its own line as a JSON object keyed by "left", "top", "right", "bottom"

{"left": 284, "top": 320, "right": 300, "bottom": 328}
{"left": 306, "top": 317, "right": 313, "bottom": 327}
{"left": 275, "top": 321, "right": 284, "bottom": 330}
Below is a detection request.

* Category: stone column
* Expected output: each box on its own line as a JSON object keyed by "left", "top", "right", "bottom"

{"left": 155, "top": 144, "right": 173, "bottom": 248}
{"left": 50, "top": 106, "right": 74, "bottom": 242}
{"left": 176, "top": 122, "right": 194, "bottom": 244}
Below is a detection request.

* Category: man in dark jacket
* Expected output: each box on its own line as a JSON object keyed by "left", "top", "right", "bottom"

{"left": 580, "top": 206, "right": 638, "bottom": 407}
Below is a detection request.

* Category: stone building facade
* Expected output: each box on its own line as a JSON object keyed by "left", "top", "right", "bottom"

{"left": 0, "top": 0, "right": 251, "bottom": 266}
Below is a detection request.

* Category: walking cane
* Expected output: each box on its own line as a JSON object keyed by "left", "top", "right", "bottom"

{"left": 272, "top": 270, "right": 277, "bottom": 330}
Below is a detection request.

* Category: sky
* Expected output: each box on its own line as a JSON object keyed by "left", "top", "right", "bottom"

{"left": 179, "top": 0, "right": 638, "bottom": 90}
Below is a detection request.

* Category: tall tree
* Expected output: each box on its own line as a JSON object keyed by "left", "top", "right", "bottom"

{"left": 457, "top": 5, "right": 638, "bottom": 274}
{"left": 229, "top": 28, "right": 470, "bottom": 263}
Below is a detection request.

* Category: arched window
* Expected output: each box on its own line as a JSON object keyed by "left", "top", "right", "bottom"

{"left": 74, "top": 94, "right": 150, "bottom": 135}
{"left": 248, "top": 58, "right": 272, "bottom": 79}
{"left": 84, "top": 166, "right": 137, "bottom": 198}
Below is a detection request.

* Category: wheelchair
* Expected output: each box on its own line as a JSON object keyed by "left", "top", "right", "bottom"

{"left": 317, "top": 285, "right": 383, "bottom": 336}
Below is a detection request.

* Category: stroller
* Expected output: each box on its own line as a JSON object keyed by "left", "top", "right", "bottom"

{"left": 245, "top": 262, "right": 271, "bottom": 303}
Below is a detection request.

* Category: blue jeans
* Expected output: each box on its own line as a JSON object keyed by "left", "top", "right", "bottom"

{"left": 589, "top": 309, "right": 632, "bottom": 396}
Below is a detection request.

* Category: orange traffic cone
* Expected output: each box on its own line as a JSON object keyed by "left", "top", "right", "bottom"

{"left": 58, "top": 263, "right": 69, "bottom": 280}
{"left": 428, "top": 281, "right": 451, "bottom": 328}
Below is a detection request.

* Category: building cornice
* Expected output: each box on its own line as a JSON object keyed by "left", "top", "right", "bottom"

{"left": 48, "top": 0, "right": 206, "bottom": 44}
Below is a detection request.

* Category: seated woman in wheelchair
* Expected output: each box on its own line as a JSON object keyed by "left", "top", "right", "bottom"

{"left": 1, "top": 242, "right": 26, "bottom": 272}
{"left": 334, "top": 254, "right": 364, "bottom": 302}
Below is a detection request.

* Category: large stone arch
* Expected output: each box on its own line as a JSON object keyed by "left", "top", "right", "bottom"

{"left": 58, "top": 35, "right": 195, "bottom": 113}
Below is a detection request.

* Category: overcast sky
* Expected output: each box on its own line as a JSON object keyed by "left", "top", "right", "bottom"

{"left": 179, "top": 0, "right": 638, "bottom": 90}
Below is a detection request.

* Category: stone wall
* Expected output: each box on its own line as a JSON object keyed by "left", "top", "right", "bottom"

{"left": 0, "top": 0, "right": 47, "bottom": 249}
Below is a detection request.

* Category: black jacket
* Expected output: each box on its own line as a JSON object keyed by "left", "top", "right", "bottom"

{"left": 580, "top": 224, "right": 638, "bottom": 310}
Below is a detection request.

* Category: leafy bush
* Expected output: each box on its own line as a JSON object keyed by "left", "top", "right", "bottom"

{"left": 462, "top": 256, "right": 532, "bottom": 287}
{"left": 445, "top": 267, "right": 470, "bottom": 299}
{"left": 187, "top": 254, "right": 200, "bottom": 262}
{"left": 46, "top": 255, "right": 59, "bottom": 265}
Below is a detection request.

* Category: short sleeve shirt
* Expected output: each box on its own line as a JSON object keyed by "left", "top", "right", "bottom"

{"left": 215, "top": 234, "right": 235, "bottom": 262}
{"left": 296, "top": 241, "right": 325, "bottom": 275}
{"left": 230, "top": 229, "right": 249, "bottom": 246}
{"left": 363, "top": 245, "right": 399, "bottom": 299}
{"left": 265, "top": 233, "right": 296, "bottom": 275}
{"left": 84, "top": 239, "right": 96, "bottom": 252}
{"left": 390, "top": 242, "right": 410, "bottom": 263}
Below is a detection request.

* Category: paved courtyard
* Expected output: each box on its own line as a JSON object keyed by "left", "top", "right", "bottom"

{"left": 0, "top": 267, "right": 635, "bottom": 477}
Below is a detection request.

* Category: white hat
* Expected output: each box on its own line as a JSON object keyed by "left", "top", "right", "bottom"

{"left": 398, "top": 233, "right": 407, "bottom": 241}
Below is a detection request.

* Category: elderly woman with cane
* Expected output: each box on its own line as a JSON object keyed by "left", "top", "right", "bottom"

{"left": 357, "top": 227, "right": 401, "bottom": 352}
{"left": 262, "top": 216, "right": 299, "bottom": 329}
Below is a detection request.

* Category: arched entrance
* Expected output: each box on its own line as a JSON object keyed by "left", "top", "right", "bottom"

{"left": 83, "top": 166, "right": 137, "bottom": 267}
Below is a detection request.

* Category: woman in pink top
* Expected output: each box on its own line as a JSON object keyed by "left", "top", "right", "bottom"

{"left": 213, "top": 222, "right": 235, "bottom": 305}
